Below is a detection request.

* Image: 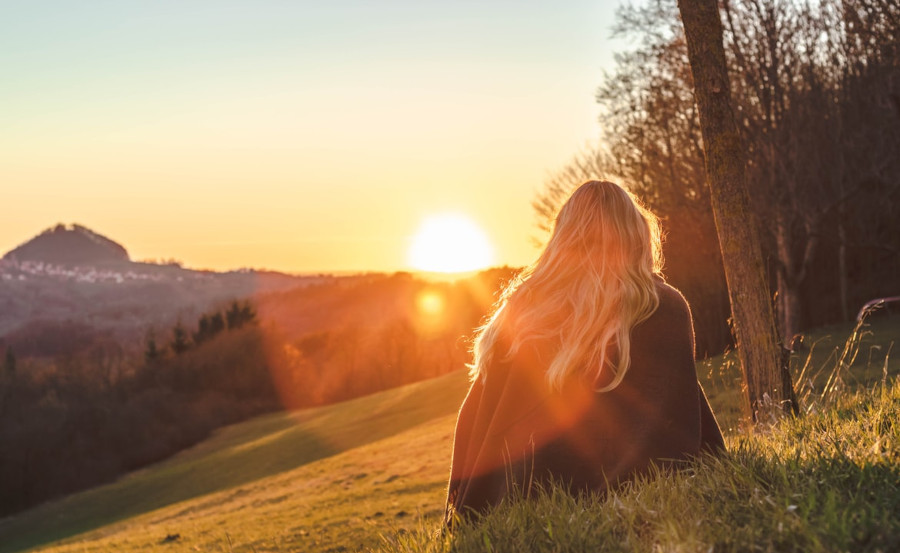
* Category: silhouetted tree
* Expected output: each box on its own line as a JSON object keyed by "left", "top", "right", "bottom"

{"left": 192, "top": 309, "right": 231, "bottom": 344}
{"left": 170, "top": 322, "right": 190, "bottom": 355}
{"left": 193, "top": 314, "right": 212, "bottom": 345}
{"left": 226, "top": 300, "right": 256, "bottom": 330}
{"left": 3, "top": 347, "right": 14, "bottom": 374}
{"left": 209, "top": 312, "right": 226, "bottom": 335}
{"left": 144, "top": 331, "right": 162, "bottom": 363}
{"left": 240, "top": 302, "right": 256, "bottom": 326}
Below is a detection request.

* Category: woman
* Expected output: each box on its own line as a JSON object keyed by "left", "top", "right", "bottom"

{"left": 446, "top": 181, "right": 725, "bottom": 520}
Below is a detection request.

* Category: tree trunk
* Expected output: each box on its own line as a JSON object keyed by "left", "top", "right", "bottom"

{"left": 677, "top": 0, "right": 798, "bottom": 421}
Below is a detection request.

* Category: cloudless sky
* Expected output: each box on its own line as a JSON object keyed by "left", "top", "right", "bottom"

{"left": 1, "top": 0, "right": 629, "bottom": 273}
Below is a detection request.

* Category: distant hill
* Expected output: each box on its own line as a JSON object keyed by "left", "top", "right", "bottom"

{"left": 0, "top": 223, "right": 325, "bottom": 341}
{"left": 3, "top": 223, "right": 129, "bottom": 265}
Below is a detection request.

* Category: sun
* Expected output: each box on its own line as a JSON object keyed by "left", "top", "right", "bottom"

{"left": 407, "top": 213, "right": 495, "bottom": 273}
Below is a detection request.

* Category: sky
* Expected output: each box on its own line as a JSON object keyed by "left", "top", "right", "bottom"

{"left": 1, "top": 0, "right": 628, "bottom": 274}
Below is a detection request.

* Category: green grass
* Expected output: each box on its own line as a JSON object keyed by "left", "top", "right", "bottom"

{"left": 1, "top": 316, "right": 898, "bottom": 553}
{"left": 381, "top": 315, "right": 900, "bottom": 553}
{"left": 697, "top": 316, "right": 900, "bottom": 432}
{"left": 382, "top": 383, "right": 900, "bottom": 553}
{"left": 0, "top": 370, "right": 471, "bottom": 553}
{"left": 3, "top": 414, "right": 461, "bottom": 553}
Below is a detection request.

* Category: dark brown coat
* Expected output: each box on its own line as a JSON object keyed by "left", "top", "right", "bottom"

{"left": 446, "top": 281, "right": 725, "bottom": 519}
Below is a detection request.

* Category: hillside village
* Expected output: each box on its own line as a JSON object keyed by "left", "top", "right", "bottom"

{"left": 1, "top": 258, "right": 198, "bottom": 284}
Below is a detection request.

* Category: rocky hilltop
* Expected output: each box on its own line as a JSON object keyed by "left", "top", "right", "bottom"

{"left": 3, "top": 223, "right": 130, "bottom": 266}
{"left": 0, "top": 224, "right": 323, "bottom": 340}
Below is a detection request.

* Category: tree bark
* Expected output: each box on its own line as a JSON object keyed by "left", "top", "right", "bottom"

{"left": 677, "top": 0, "right": 798, "bottom": 420}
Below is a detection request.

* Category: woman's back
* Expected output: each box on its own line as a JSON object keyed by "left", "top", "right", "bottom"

{"left": 446, "top": 279, "right": 724, "bottom": 518}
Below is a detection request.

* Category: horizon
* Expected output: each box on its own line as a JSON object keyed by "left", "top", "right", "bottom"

{"left": 1, "top": 1, "right": 628, "bottom": 274}
{"left": 0, "top": 220, "right": 524, "bottom": 277}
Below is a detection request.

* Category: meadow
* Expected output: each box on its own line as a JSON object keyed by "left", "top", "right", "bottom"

{"left": 0, "top": 315, "right": 897, "bottom": 553}
{"left": 386, "top": 383, "right": 900, "bottom": 553}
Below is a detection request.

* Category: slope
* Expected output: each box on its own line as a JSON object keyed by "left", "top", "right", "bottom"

{"left": 0, "top": 369, "right": 471, "bottom": 553}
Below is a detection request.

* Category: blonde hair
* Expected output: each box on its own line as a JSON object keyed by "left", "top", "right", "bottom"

{"left": 470, "top": 181, "right": 663, "bottom": 391}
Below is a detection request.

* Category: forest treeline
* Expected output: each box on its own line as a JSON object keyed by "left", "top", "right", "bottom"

{"left": 536, "top": 0, "right": 900, "bottom": 355}
{"left": 0, "top": 269, "right": 513, "bottom": 516}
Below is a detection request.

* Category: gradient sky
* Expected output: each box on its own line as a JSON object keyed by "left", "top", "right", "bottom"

{"left": 1, "top": 0, "right": 627, "bottom": 273}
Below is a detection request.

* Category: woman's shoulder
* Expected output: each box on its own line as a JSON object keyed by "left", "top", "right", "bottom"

{"left": 634, "top": 277, "right": 694, "bottom": 346}
{"left": 653, "top": 277, "right": 692, "bottom": 318}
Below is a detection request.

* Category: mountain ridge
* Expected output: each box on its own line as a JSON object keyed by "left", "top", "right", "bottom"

{"left": 3, "top": 223, "right": 129, "bottom": 266}
{"left": 0, "top": 223, "right": 324, "bottom": 341}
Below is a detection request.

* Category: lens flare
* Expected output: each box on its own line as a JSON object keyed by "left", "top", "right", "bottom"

{"left": 416, "top": 289, "right": 445, "bottom": 316}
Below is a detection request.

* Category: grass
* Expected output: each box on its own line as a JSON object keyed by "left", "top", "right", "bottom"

{"left": 0, "top": 315, "right": 897, "bottom": 553}
{"left": 3, "top": 414, "right": 461, "bottom": 553}
{"left": 0, "top": 370, "right": 471, "bottom": 553}
{"left": 381, "top": 314, "right": 900, "bottom": 553}
{"left": 382, "top": 384, "right": 900, "bottom": 553}
{"left": 696, "top": 315, "right": 900, "bottom": 432}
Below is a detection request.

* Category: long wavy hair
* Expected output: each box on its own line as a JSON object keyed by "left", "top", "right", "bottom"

{"left": 470, "top": 181, "right": 664, "bottom": 391}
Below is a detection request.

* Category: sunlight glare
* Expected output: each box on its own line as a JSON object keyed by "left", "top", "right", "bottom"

{"left": 416, "top": 289, "right": 445, "bottom": 316}
{"left": 408, "top": 214, "right": 495, "bottom": 273}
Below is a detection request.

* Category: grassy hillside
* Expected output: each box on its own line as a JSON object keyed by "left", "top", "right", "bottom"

{"left": 2, "top": 414, "right": 461, "bottom": 553}
{"left": 384, "top": 383, "right": 900, "bottom": 553}
{"left": 0, "top": 315, "right": 897, "bottom": 553}
{"left": 0, "top": 370, "right": 471, "bottom": 553}
{"left": 382, "top": 316, "right": 900, "bottom": 553}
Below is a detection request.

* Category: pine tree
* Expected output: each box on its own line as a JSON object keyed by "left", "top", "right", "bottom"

{"left": 3, "top": 347, "right": 15, "bottom": 374}
{"left": 226, "top": 300, "right": 256, "bottom": 330}
{"left": 170, "top": 322, "right": 190, "bottom": 355}
{"left": 239, "top": 301, "right": 256, "bottom": 327}
{"left": 193, "top": 314, "right": 211, "bottom": 345}
{"left": 145, "top": 331, "right": 162, "bottom": 363}
{"left": 210, "top": 312, "right": 226, "bottom": 335}
{"left": 226, "top": 301, "right": 242, "bottom": 330}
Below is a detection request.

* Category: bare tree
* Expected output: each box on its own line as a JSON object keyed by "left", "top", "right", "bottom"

{"left": 677, "top": 0, "right": 797, "bottom": 419}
